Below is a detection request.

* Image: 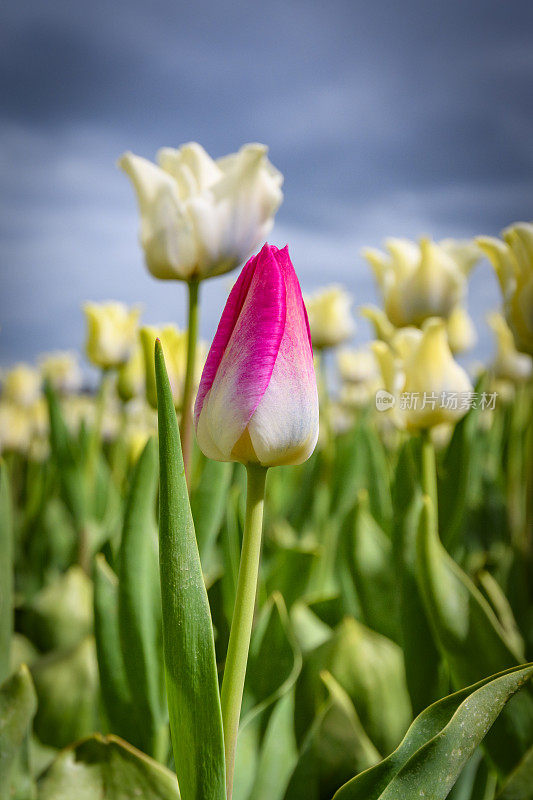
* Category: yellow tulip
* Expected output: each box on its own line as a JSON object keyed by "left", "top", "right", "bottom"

{"left": 477, "top": 222, "right": 533, "bottom": 355}
{"left": 1, "top": 363, "right": 41, "bottom": 407}
{"left": 39, "top": 351, "right": 82, "bottom": 395}
{"left": 446, "top": 306, "right": 477, "bottom": 354}
{"left": 487, "top": 311, "right": 532, "bottom": 383}
{"left": 363, "top": 237, "right": 480, "bottom": 328}
{"left": 140, "top": 325, "right": 206, "bottom": 410}
{"left": 373, "top": 319, "right": 472, "bottom": 430}
{"left": 0, "top": 402, "right": 33, "bottom": 453}
{"left": 83, "top": 302, "right": 141, "bottom": 369}
{"left": 304, "top": 285, "right": 355, "bottom": 349}
{"left": 117, "top": 344, "right": 145, "bottom": 403}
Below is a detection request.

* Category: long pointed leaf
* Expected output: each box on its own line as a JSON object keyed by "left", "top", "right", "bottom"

{"left": 334, "top": 664, "right": 533, "bottom": 800}
{"left": 118, "top": 436, "right": 167, "bottom": 760}
{"left": 416, "top": 497, "right": 533, "bottom": 775}
{"left": 155, "top": 339, "right": 225, "bottom": 800}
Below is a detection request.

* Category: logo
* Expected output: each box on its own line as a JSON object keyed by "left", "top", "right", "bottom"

{"left": 375, "top": 390, "right": 395, "bottom": 412}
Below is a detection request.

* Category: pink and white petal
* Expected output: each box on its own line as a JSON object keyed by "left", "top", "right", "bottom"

{"left": 199, "top": 245, "right": 287, "bottom": 456}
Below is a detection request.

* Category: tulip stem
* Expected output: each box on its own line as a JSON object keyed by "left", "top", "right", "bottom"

{"left": 421, "top": 429, "right": 438, "bottom": 520}
{"left": 221, "top": 462, "right": 268, "bottom": 800}
{"left": 180, "top": 279, "right": 200, "bottom": 483}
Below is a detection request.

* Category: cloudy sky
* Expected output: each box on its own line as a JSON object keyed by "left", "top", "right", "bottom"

{"left": 1, "top": 0, "right": 533, "bottom": 369}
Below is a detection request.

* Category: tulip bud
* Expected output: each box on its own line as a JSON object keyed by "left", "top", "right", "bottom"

{"left": 477, "top": 222, "right": 533, "bottom": 355}
{"left": 401, "top": 319, "right": 473, "bottom": 429}
{"left": 304, "top": 285, "right": 355, "bottom": 349}
{"left": 487, "top": 312, "right": 533, "bottom": 383}
{"left": 119, "top": 142, "right": 283, "bottom": 282}
{"left": 194, "top": 243, "right": 319, "bottom": 466}
{"left": 83, "top": 302, "right": 140, "bottom": 369}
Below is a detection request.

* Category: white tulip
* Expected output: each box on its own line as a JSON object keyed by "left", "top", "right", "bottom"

{"left": 119, "top": 142, "right": 283, "bottom": 282}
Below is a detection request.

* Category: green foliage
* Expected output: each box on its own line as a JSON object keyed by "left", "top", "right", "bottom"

{"left": 38, "top": 734, "right": 180, "bottom": 798}
{"left": 334, "top": 665, "right": 533, "bottom": 800}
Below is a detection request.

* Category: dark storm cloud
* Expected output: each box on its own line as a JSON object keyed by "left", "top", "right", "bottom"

{"left": 1, "top": 0, "right": 533, "bottom": 365}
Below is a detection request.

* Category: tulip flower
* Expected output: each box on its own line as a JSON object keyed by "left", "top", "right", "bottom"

{"left": 1, "top": 363, "right": 41, "bottom": 408}
{"left": 477, "top": 222, "right": 533, "bottom": 355}
{"left": 39, "top": 351, "right": 82, "bottom": 395}
{"left": 373, "top": 319, "right": 472, "bottom": 431}
{"left": 363, "top": 237, "right": 480, "bottom": 328}
{"left": 337, "top": 346, "right": 379, "bottom": 385}
{"left": 304, "top": 285, "right": 355, "bottom": 349}
{"left": 119, "top": 142, "right": 283, "bottom": 283}
{"left": 446, "top": 305, "right": 477, "bottom": 354}
{"left": 141, "top": 324, "right": 206, "bottom": 410}
{"left": 83, "top": 302, "right": 141, "bottom": 369}
{"left": 194, "top": 243, "right": 319, "bottom": 467}
{"left": 487, "top": 312, "right": 533, "bottom": 383}
{"left": 117, "top": 344, "right": 145, "bottom": 403}
{"left": 119, "top": 141, "right": 283, "bottom": 474}
{"left": 192, "top": 242, "right": 317, "bottom": 796}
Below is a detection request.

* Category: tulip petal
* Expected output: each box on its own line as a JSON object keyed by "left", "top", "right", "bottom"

{"left": 248, "top": 247, "right": 318, "bottom": 465}
{"left": 195, "top": 244, "right": 286, "bottom": 459}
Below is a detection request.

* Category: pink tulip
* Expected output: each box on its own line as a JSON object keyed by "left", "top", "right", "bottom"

{"left": 194, "top": 243, "right": 319, "bottom": 466}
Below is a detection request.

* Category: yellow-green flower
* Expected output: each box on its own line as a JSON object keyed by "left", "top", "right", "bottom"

{"left": 373, "top": 319, "right": 472, "bottom": 430}
{"left": 117, "top": 344, "right": 145, "bottom": 402}
{"left": 363, "top": 237, "right": 480, "bottom": 328}
{"left": 39, "top": 351, "right": 82, "bottom": 395}
{"left": 83, "top": 302, "right": 141, "bottom": 369}
{"left": 445, "top": 305, "right": 477, "bottom": 354}
{"left": 487, "top": 311, "right": 533, "bottom": 383}
{"left": 1, "top": 363, "right": 41, "bottom": 407}
{"left": 140, "top": 324, "right": 206, "bottom": 410}
{"left": 478, "top": 222, "right": 533, "bottom": 355}
{"left": 304, "top": 285, "right": 355, "bottom": 349}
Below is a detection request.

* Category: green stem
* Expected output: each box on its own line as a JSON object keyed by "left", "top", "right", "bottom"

{"left": 221, "top": 463, "right": 268, "bottom": 800}
{"left": 86, "top": 368, "right": 111, "bottom": 492}
{"left": 180, "top": 279, "right": 200, "bottom": 483}
{"left": 421, "top": 428, "right": 438, "bottom": 520}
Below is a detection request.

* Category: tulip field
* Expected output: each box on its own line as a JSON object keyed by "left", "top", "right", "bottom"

{"left": 1, "top": 143, "right": 533, "bottom": 800}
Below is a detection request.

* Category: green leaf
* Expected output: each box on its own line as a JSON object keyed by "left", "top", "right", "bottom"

{"left": 155, "top": 339, "right": 225, "bottom": 800}
{"left": 497, "top": 743, "right": 533, "bottom": 799}
{"left": 285, "top": 671, "right": 380, "bottom": 799}
{"left": 391, "top": 438, "right": 441, "bottom": 715}
{"left": 348, "top": 492, "right": 398, "bottom": 643}
{"left": 249, "top": 691, "right": 299, "bottom": 800}
{"left": 0, "top": 459, "right": 13, "bottom": 683}
{"left": 438, "top": 404, "right": 479, "bottom": 549}
{"left": 334, "top": 664, "right": 533, "bottom": 800}
{"left": 45, "top": 380, "right": 88, "bottom": 529}
{"left": 296, "top": 617, "right": 411, "bottom": 757}
{"left": 0, "top": 664, "right": 37, "bottom": 800}
{"left": 20, "top": 566, "right": 93, "bottom": 652}
{"left": 118, "top": 436, "right": 167, "bottom": 760}
{"left": 31, "top": 636, "right": 99, "bottom": 749}
{"left": 416, "top": 498, "right": 533, "bottom": 775}
{"left": 93, "top": 554, "right": 136, "bottom": 742}
{"left": 191, "top": 458, "right": 233, "bottom": 570}
{"left": 37, "top": 734, "right": 180, "bottom": 799}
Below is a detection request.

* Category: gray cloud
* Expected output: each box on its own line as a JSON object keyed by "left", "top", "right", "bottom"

{"left": 1, "top": 0, "right": 533, "bottom": 370}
